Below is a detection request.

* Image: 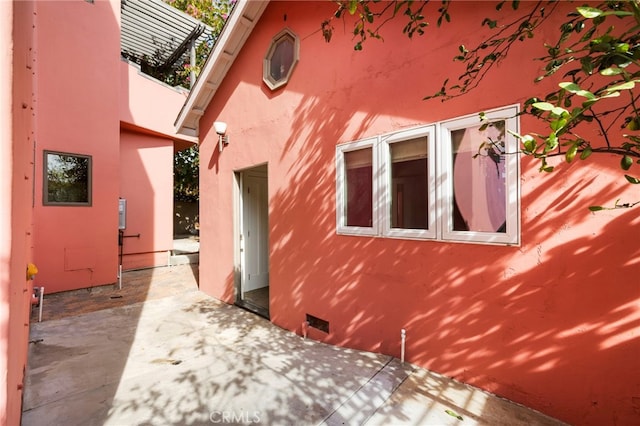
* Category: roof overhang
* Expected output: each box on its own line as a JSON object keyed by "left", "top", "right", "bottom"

{"left": 174, "top": 0, "right": 269, "bottom": 137}
{"left": 121, "top": 0, "right": 213, "bottom": 72}
{"left": 120, "top": 121, "right": 197, "bottom": 152}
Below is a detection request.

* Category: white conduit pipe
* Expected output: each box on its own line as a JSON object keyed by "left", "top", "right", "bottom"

{"left": 38, "top": 287, "right": 44, "bottom": 323}
{"left": 118, "top": 265, "right": 122, "bottom": 290}
{"left": 401, "top": 329, "right": 406, "bottom": 363}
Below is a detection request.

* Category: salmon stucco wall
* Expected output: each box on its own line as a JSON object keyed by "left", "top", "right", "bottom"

{"left": 119, "top": 60, "right": 198, "bottom": 270}
{"left": 33, "top": 0, "right": 121, "bottom": 293}
{"left": 1, "top": 1, "right": 36, "bottom": 423}
{"left": 120, "top": 61, "right": 194, "bottom": 145}
{"left": 196, "top": 1, "right": 640, "bottom": 424}
{"left": 119, "top": 130, "right": 174, "bottom": 270}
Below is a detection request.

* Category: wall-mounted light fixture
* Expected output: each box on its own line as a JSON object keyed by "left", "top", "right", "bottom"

{"left": 214, "top": 121, "right": 229, "bottom": 152}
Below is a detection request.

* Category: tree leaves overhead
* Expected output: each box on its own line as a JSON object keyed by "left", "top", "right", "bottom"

{"left": 325, "top": 0, "right": 640, "bottom": 208}
{"left": 163, "top": 0, "right": 234, "bottom": 202}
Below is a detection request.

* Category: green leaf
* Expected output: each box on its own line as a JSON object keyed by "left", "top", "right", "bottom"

{"left": 482, "top": 18, "right": 498, "bottom": 28}
{"left": 522, "top": 135, "right": 536, "bottom": 153}
{"left": 365, "top": 12, "right": 374, "bottom": 23}
{"left": 621, "top": 155, "right": 633, "bottom": 171}
{"left": 604, "top": 11, "right": 633, "bottom": 17}
{"left": 558, "top": 82, "right": 595, "bottom": 99}
{"left": 614, "top": 43, "right": 630, "bottom": 53}
{"left": 532, "top": 102, "right": 555, "bottom": 111}
{"left": 580, "top": 146, "right": 593, "bottom": 160}
{"left": 607, "top": 81, "right": 636, "bottom": 92}
{"left": 577, "top": 6, "right": 603, "bottom": 19}
{"left": 624, "top": 174, "right": 640, "bottom": 184}
{"left": 551, "top": 118, "right": 568, "bottom": 132}
{"left": 600, "top": 91, "right": 622, "bottom": 99}
{"left": 566, "top": 144, "right": 578, "bottom": 163}
{"left": 600, "top": 67, "right": 624, "bottom": 76}
{"left": 445, "top": 410, "right": 464, "bottom": 421}
{"left": 348, "top": 0, "right": 358, "bottom": 15}
{"left": 588, "top": 205, "right": 605, "bottom": 211}
{"left": 545, "top": 132, "right": 559, "bottom": 151}
{"left": 552, "top": 106, "right": 568, "bottom": 116}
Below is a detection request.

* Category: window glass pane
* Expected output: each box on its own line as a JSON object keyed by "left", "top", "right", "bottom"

{"left": 451, "top": 121, "right": 506, "bottom": 232}
{"left": 45, "top": 152, "right": 91, "bottom": 204}
{"left": 390, "top": 137, "right": 428, "bottom": 230}
{"left": 269, "top": 37, "right": 294, "bottom": 82}
{"left": 344, "top": 147, "right": 372, "bottom": 227}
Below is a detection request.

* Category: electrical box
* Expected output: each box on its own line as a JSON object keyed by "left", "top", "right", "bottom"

{"left": 118, "top": 199, "right": 127, "bottom": 230}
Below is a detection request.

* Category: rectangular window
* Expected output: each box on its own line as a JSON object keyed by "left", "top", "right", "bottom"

{"left": 382, "top": 126, "right": 436, "bottom": 239}
{"left": 336, "top": 138, "right": 378, "bottom": 236}
{"left": 440, "top": 106, "right": 519, "bottom": 244}
{"left": 335, "top": 105, "right": 519, "bottom": 245}
{"left": 43, "top": 151, "right": 92, "bottom": 206}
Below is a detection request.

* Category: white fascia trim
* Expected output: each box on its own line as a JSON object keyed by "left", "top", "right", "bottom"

{"left": 174, "top": 0, "right": 269, "bottom": 136}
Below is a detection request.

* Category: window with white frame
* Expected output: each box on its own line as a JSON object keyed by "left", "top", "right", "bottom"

{"left": 263, "top": 28, "right": 299, "bottom": 91}
{"left": 336, "top": 137, "right": 378, "bottom": 236}
{"left": 336, "top": 105, "right": 520, "bottom": 245}
{"left": 440, "top": 107, "right": 520, "bottom": 244}
{"left": 381, "top": 126, "right": 436, "bottom": 240}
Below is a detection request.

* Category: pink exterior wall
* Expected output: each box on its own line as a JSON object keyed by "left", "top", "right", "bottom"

{"left": 120, "top": 61, "right": 194, "bottom": 145}
{"left": 1, "top": 1, "right": 36, "bottom": 423}
{"left": 119, "top": 130, "right": 174, "bottom": 270}
{"left": 119, "top": 60, "right": 197, "bottom": 270}
{"left": 33, "top": 0, "right": 121, "bottom": 293}
{"left": 0, "top": 2, "right": 195, "bottom": 421}
{"left": 197, "top": 2, "right": 640, "bottom": 424}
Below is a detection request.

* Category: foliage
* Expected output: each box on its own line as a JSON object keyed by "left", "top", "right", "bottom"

{"left": 162, "top": 0, "right": 235, "bottom": 202}
{"left": 174, "top": 145, "right": 200, "bottom": 202}
{"left": 323, "top": 0, "right": 640, "bottom": 207}
{"left": 165, "top": 0, "right": 235, "bottom": 88}
{"left": 46, "top": 153, "right": 90, "bottom": 203}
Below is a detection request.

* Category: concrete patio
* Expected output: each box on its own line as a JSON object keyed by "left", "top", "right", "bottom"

{"left": 22, "top": 265, "right": 565, "bottom": 425}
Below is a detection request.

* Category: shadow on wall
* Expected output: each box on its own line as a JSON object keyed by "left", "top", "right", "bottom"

{"left": 188, "top": 2, "right": 639, "bottom": 422}
{"left": 263, "top": 89, "right": 640, "bottom": 425}
{"left": 23, "top": 264, "right": 200, "bottom": 424}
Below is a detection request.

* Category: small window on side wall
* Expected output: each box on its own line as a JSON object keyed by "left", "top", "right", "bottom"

{"left": 336, "top": 138, "right": 378, "bottom": 236}
{"left": 263, "top": 28, "right": 299, "bottom": 90}
{"left": 43, "top": 151, "right": 92, "bottom": 206}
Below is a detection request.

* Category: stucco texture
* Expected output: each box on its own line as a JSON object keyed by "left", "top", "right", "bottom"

{"left": 196, "top": 1, "right": 640, "bottom": 425}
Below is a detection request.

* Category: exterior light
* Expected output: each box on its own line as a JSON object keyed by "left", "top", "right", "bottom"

{"left": 214, "top": 121, "right": 229, "bottom": 152}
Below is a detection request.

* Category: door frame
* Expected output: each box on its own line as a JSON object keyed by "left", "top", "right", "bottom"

{"left": 233, "top": 163, "right": 269, "bottom": 318}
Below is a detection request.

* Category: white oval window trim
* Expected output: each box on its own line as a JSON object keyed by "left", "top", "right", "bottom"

{"left": 263, "top": 28, "right": 300, "bottom": 90}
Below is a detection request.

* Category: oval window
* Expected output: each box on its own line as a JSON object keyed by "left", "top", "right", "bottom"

{"left": 263, "top": 29, "right": 299, "bottom": 90}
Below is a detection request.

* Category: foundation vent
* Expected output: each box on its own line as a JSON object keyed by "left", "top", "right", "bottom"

{"left": 306, "top": 314, "right": 329, "bottom": 334}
